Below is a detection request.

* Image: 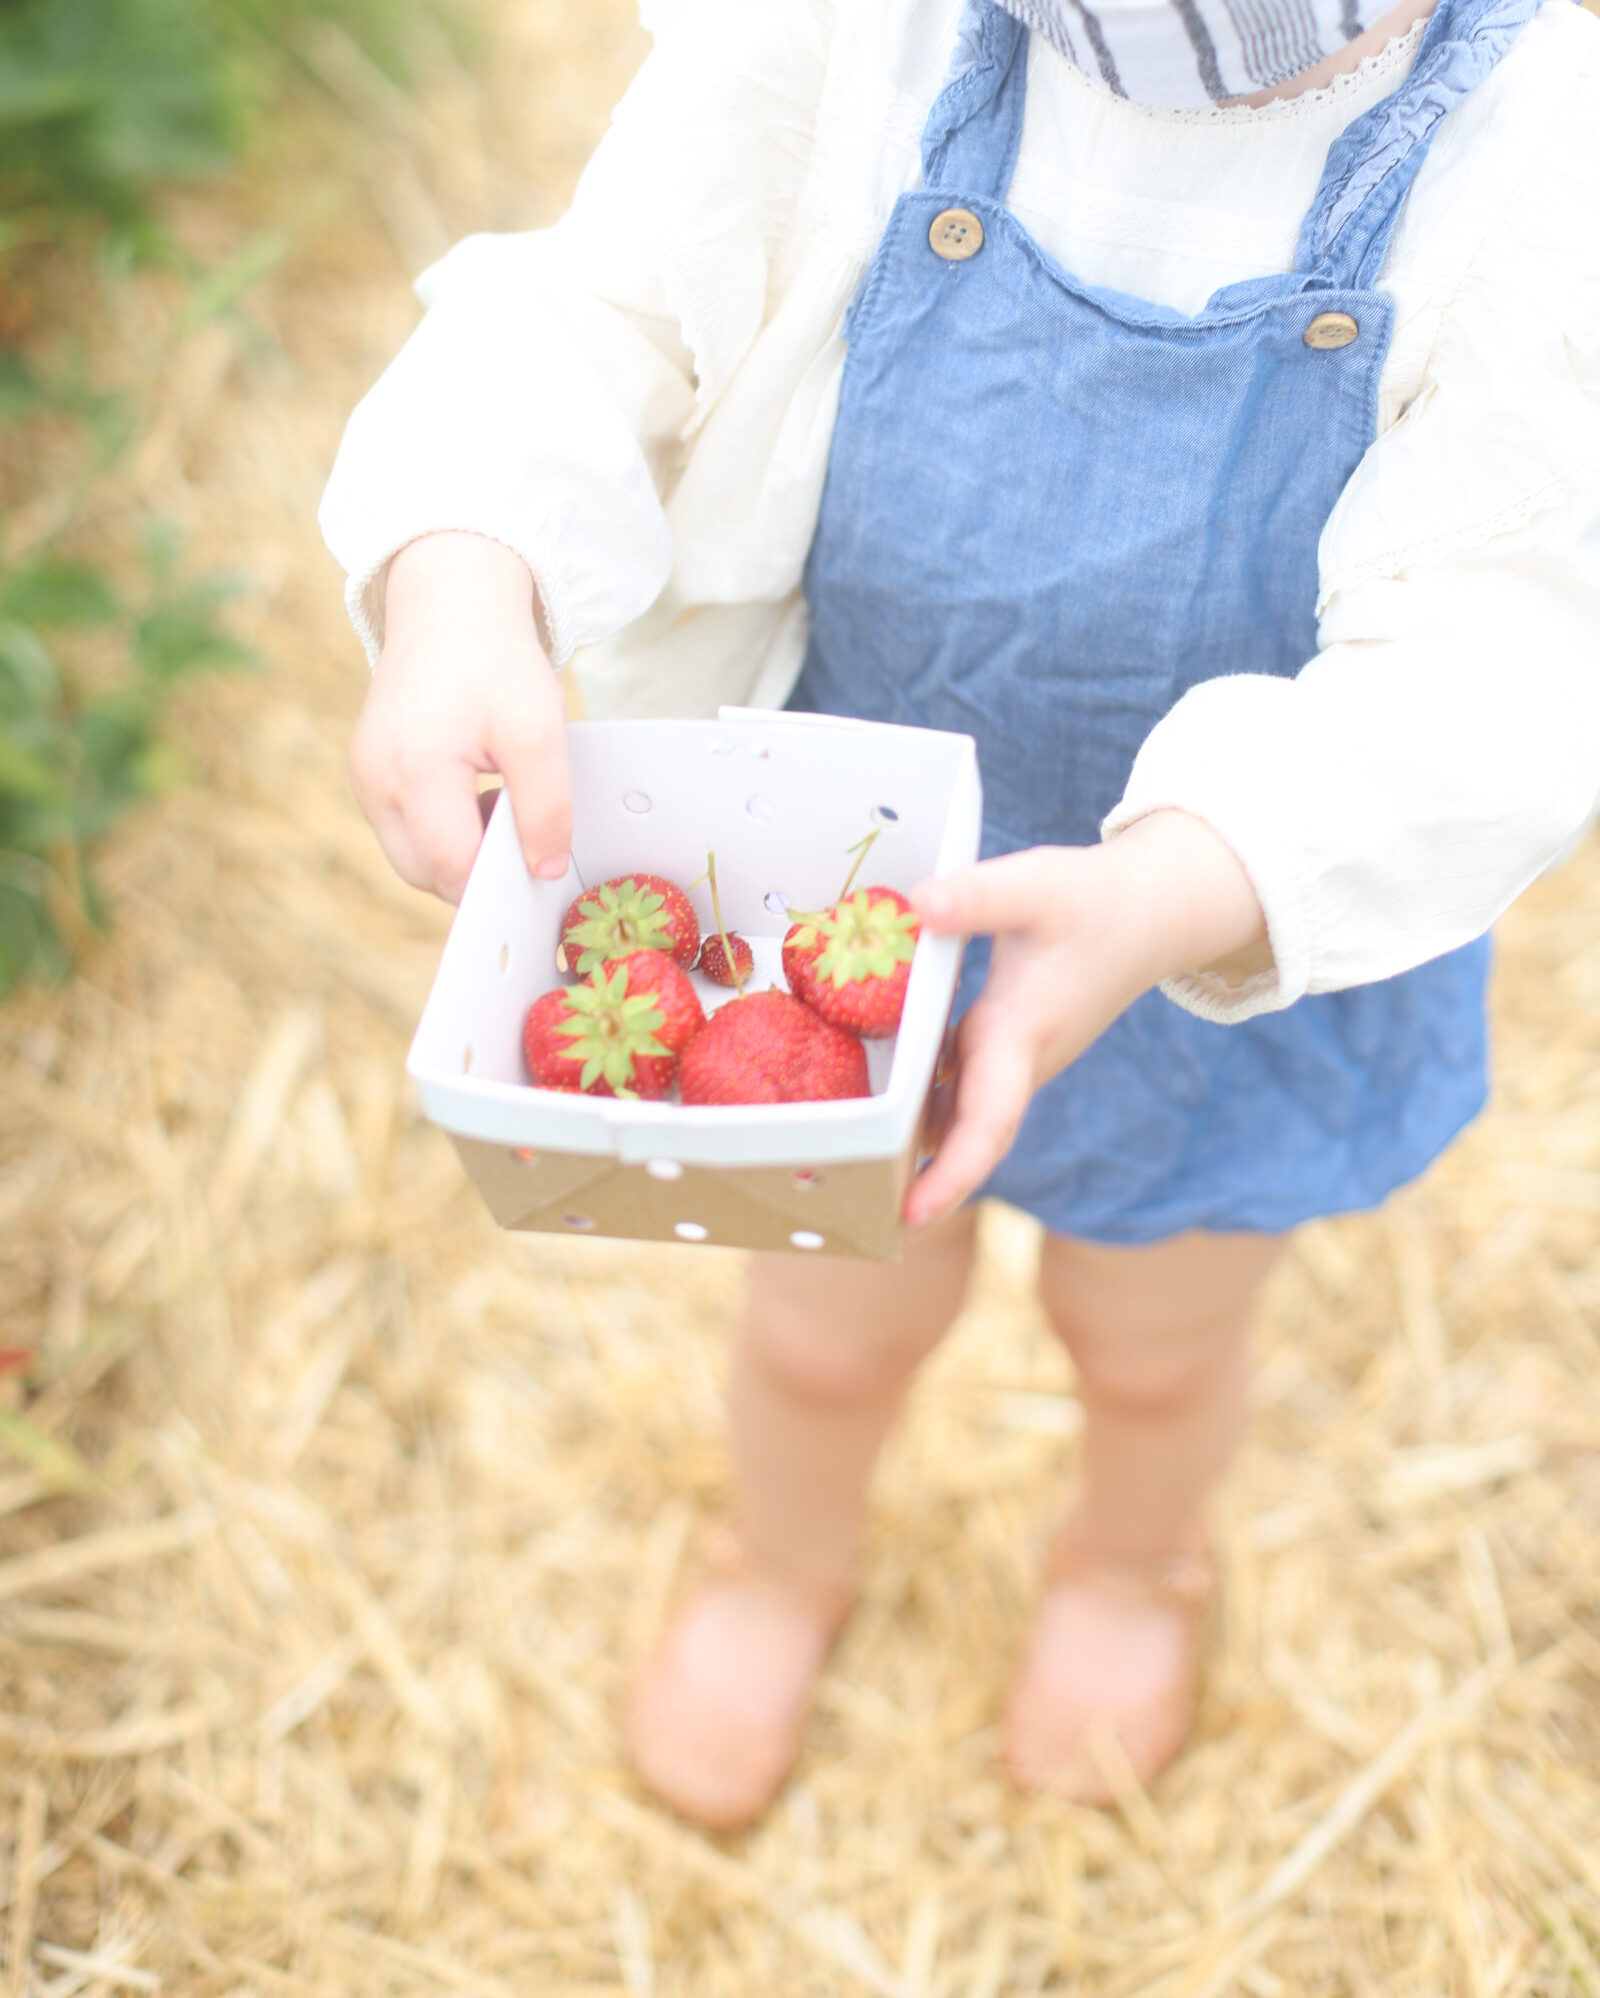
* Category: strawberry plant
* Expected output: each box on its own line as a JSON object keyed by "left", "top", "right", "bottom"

{"left": 0, "top": 387, "right": 252, "bottom": 989}
{"left": 0, "top": 0, "right": 432, "bottom": 247}
{"left": 0, "top": 0, "right": 452, "bottom": 992}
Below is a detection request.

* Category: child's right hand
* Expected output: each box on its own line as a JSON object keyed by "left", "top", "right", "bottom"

{"left": 348, "top": 531, "right": 573, "bottom": 903}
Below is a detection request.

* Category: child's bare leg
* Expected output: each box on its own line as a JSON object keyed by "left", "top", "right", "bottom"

{"left": 1005, "top": 1228, "right": 1280, "bottom": 1802}
{"left": 626, "top": 1208, "right": 979, "bottom": 1828}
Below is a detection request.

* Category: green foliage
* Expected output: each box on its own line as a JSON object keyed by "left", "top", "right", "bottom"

{"left": 0, "top": 0, "right": 422, "bottom": 242}
{"left": 0, "top": 0, "right": 449, "bottom": 993}
{"left": 0, "top": 0, "right": 438, "bottom": 991}
{"left": 0, "top": 374, "right": 253, "bottom": 990}
{"left": 0, "top": 1, "right": 234, "bottom": 235}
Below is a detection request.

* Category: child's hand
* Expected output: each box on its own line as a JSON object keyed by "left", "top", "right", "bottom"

{"left": 348, "top": 532, "right": 572, "bottom": 903}
{"left": 904, "top": 812, "right": 1266, "bottom": 1230}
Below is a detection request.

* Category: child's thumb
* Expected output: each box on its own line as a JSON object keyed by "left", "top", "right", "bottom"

{"left": 911, "top": 850, "right": 1057, "bottom": 937}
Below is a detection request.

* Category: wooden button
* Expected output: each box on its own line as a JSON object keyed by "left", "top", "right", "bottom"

{"left": 1303, "top": 311, "right": 1359, "bottom": 350}
{"left": 929, "top": 208, "right": 984, "bottom": 262}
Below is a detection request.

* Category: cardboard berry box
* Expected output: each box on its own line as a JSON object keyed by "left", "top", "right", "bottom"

{"left": 407, "top": 710, "right": 983, "bottom": 1258}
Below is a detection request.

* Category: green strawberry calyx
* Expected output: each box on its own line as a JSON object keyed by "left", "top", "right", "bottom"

{"left": 553, "top": 964, "right": 670, "bottom": 1097}
{"left": 566, "top": 879, "right": 677, "bottom": 975}
{"left": 799, "top": 890, "right": 918, "bottom": 990}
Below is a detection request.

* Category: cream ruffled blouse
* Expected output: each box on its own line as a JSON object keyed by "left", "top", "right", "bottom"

{"left": 320, "top": 0, "right": 1600, "bottom": 1023}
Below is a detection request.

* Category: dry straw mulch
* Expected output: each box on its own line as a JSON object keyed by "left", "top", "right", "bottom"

{"left": 3, "top": 4, "right": 1599, "bottom": 1992}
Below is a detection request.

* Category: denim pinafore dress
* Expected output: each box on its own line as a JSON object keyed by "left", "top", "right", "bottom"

{"left": 792, "top": 0, "right": 1540, "bottom": 1244}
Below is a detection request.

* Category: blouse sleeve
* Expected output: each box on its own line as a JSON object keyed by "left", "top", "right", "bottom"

{"left": 1103, "top": 37, "right": 1600, "bottom": 1023}
{"left": 317, "top": 0, "right": 833, "bottom": 666}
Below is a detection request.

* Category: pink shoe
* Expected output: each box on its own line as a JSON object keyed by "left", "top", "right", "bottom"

{"left": 1003, "top": 1522, "right": 1215, "bottom": 1806}
{"left": 623, "top": 1525, "right": 855, "bottom": 1832}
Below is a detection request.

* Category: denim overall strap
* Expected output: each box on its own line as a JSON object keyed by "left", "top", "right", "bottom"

{"left": 921, "top": 0, "right": 1029, "bottom": 200}
{"left": 1295, "top": 0, "right": 1542, "bottom": 288}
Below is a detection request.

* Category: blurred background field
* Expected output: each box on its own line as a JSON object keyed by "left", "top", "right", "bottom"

{"left": 1, "top": 4, "right": 1598, "bottom": 1994}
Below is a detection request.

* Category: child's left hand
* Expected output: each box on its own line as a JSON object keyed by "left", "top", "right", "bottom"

{"left": 904, "top": 810, "right": 1266, "bottom": 1230}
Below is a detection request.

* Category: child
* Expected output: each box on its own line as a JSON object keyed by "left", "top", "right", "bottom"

{"left": 322, "top": 0, "right": 1600, "bottom": 1828}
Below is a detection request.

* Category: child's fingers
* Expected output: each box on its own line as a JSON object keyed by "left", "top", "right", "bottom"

{"left": 911, "top": 848, "right": 1070, "bottom": 937}
{"left": 489, "top": 706, "right": 573, "bottom": 882}
{"left": 362, "top": 801, "right": 434, "bottom": 896}
{"left": 398, "top": 772, "right": 497, "bottom": 904}
{"left": 902, "top": 1013, "right": 1035, "bottom": 1230}
{"left": 359, "top": 787, "right": 479, "bottom": 904}
{"left": 349, "top": 720, "right": 480, "bottom": 903}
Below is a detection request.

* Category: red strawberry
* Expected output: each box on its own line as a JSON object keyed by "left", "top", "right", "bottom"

{"left": 782, "top": 886, "right": 920, "bottom": 1038}
{"left": 679, "top": 990, "right": 869, "bottom": 1106}
{"left": 698, "top": 930, "right": 754, "bottom": 988}
{"left": 560, "top": 874, "right": 700, "bottom": 976}
{"left": 523, "top": 949, "right": 704, "bottom": 1099}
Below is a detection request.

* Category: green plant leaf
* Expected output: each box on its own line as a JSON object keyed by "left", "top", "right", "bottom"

{"left": 134, "top": 588, "right": 253, "bottom": 680}
{"left": 0, "top": 352, "right": 45, "bottom": 421}
{"left": 130, "top": 739, "right": 188, "bottom": 793}
{"left": 1, "top": 558, "right": 119, "bottom": 628}
{"left": 72, "top": 690, "right": 154, "bottom": 791}
{"left": 0, "top": 877, "right": 45, "bottom": 993}
{"left": 0, "top": 620, "right": 64, "bottom": 711}
{"left": 0, "top": 720, "right": 65, "bottom": 801}
{"left": 0, "top": 69, "right": 101, "bottom": 132}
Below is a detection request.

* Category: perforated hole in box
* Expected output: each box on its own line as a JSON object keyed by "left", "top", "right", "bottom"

{"left": 645, "top": 1159, "right": 683, "bottom": 1182}
{"left": 462, "top": 1046, "right": 474, "bottom": 1074}
{"left": 747, "top": 795, "right": 774, "bottom": 822}
{"left": 563, "top": 1213, "right": 595, "bottom": 1231}
{"left": 674, "top": 1221, "right": 708, "bottom": 1243}
{"left": 871, "top": 804, "right": 900, "bottom": 825}
{"left": 498, "top": 942, "right": 511, "bottom": 974}
{"left": 790, "top": 1231, "right": 825, "bottom": 1252}
{"left": 623, "top": 790, "right": 651, "bottom": 814}
{"left": 792, "top": 1169, "right": 823, "bottom": 1192}
{"left": 510, "top": 1147, "right": 537, "bottom": 1164}
{"left": 765, "top": 891, "right": 790, "bottom": 917}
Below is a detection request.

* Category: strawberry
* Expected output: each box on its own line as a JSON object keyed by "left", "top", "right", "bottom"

{"left": 560, "top": 874, "right": 700, "bottom": 976}
{"left": 679, "top": 990, "right": 869, "bottom": 1105}
{"left": 698, "top": 930, "right": 755, "bottom": 988}
{"left": 523, "top": 949, "right": 704, "bottom": 1099}
{"left": 782, "top": 886, "right": 920, "bottom": 1038}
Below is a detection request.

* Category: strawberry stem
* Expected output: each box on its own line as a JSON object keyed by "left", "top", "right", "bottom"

{"left": 836, "top": 829, "right": 880, "bottom": 903}
{"left": 705, "top": 849, "right": 747, "bottom": 995}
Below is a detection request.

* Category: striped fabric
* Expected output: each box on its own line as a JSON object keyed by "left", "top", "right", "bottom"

{"left": 997, "top": 0, "right": 1373, "bottom": 106}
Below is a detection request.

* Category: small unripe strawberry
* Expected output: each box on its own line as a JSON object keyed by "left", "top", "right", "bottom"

{"left": 560, "top": 874, "right": 699, "bottom": 976}
{"left": 783, "top": 886, "right": 920, "bottom": 1038}
{"left": 523, "top": 949, "right": 704, "bottom": 1099}
{"left": 698, "top": 930, "right": 755, "bottom": 988}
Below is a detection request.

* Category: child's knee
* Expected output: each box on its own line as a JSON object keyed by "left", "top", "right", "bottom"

{"left": 1050, "top": 1313, "right": 1234, "bottom": 1417}
{"left": 1037, "top": 1232, "right": 1267, "bottom": 1415}
{"left": 742, "top": 1221, "right": 976, "bottom": 1406}
{"left": 743, "top": 1300, "right": 925, "bottom": 1406}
